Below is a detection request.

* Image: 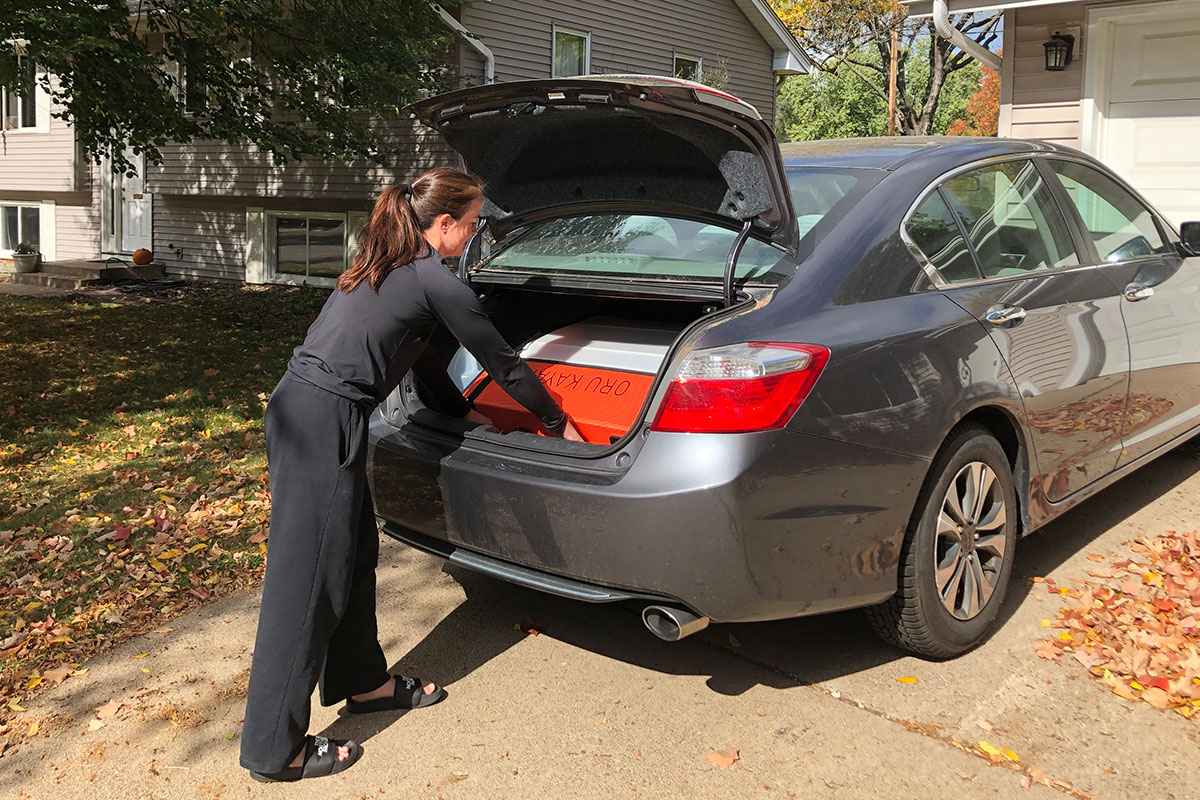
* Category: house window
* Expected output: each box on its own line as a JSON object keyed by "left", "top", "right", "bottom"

{"left": 0, "top": 204, "right": 40, "bottom": 254}
{"left": 553, "top": 28, "right": 590, "bottom": 77}
{"left": 2, "top": 56, "right": 37, "bottom": 130}
{"left": 674, "top": 53, "right": 702, "bottom": 82}
{"left": 183, "top": 40, "right": 208, "bottom": 114}
{"left": 267, "top": 212, "right": 367, "bottom": 284}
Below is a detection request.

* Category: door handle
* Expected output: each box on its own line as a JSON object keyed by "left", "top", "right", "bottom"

{"left": 1123, "top": 283, "right": 1154, "bottom": 302}
{"left": 985, "top": 306, "right": 1027, "bottom": 326}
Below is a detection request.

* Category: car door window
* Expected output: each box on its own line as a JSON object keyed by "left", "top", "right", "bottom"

{"left": 1047, "top": 160, "right": 1171, "bottom": 263}
{"left": 940, "top": 160, "right": 1081, "bottom": 279}
{"left": 906, "top": 189, "right": 981, "bottom": 283}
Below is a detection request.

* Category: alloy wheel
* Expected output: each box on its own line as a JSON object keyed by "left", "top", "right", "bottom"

{"left": 934, "top": 461, "right": 1008, "bottom": 620}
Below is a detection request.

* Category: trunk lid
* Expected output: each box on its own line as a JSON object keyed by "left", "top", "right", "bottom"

{"left": 408, "top": 76, "right": 798, "bottom": 252}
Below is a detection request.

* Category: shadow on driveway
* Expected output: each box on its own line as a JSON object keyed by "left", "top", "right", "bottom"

{"left": 317, "top": 437, "right": 1200, "bottom": 749}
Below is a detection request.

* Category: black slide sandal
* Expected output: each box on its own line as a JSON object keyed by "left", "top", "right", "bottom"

{"left": 345, "top": 675, "right": 447, "bottom": 714}
{"left": 250, "top": 735, "right": 362, "bottom": 783}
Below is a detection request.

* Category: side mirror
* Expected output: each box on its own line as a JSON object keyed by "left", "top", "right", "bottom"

{"left": 1181, "top": 221, "right": 1200, "bottom": 256}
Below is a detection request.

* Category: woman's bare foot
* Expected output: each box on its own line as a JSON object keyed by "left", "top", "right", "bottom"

{"left": 350, "top": 676, "right": 437, "bottom": 704}
{"left": 288, "top": 739, "right": 350, "bottom": 768}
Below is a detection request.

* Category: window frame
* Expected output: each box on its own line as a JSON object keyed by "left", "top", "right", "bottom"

{"left": 551, "top": 26, "right": 591, "bottom": 78}
{"left": 1040, "top": 157, "right": 1175, "bottom": 267}
{"left": 0, "top": 202, "right": 42, "bottom": 257}
{"left": 2, "top": 54, "right": 48, "bottom": 134}
{"left": 673, "top": 52, "right": 703, "bottom": 82}
{"left": 902, "top": 154, "right": 1110, "bottom": 289}
{"left": 264, "top": 210, "right": 364, "bottom": 287}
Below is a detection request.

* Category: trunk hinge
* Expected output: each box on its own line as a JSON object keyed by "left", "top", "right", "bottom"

{"left": 723, "top": 219, "right": 754, "bottom": 307}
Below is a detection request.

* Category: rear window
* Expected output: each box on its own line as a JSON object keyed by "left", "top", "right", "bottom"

{"left": 482, "top": 167, "right": 876, "bottom": 282}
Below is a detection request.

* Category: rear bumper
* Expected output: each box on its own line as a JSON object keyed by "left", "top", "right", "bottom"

{"left": 380, "top": 521, "right": 676, "bottom": 605}
{"left": 368, "top": 416, "right": 928, "bottom": 622}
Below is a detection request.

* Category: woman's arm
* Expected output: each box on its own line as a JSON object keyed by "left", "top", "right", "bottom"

{"left": 421, "top": 265, "right": 569, "bottom": 436}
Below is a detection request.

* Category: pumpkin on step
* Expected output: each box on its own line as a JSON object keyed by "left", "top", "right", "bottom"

{"left": 132, "top": 248, "right": 153, "bottom": 265}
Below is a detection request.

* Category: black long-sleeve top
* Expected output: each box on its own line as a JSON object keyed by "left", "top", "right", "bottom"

{"left": 285, "top": 245, "right": 568, "bottom": 435}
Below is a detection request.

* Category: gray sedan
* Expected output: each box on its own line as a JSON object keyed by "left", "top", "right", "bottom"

{"left": 368, "top": 76, "right": 1200, "bottom": 658}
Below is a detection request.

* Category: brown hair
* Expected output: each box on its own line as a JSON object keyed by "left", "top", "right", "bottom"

{"left": 337, "top": 167, "right": 486, "bottom": 293}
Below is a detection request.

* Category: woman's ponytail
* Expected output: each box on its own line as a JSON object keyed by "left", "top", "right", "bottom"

{"left": 337, "top": 167, "right": 485, "bottom": 293}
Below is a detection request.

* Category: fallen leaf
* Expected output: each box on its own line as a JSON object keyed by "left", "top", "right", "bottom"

{"left": 896, "top": 676, "right": 918, "bottom": 684}
{"left": 203, "top": 368, "right": 220, "bottom": 378}
{"left": 87, "top": 719, "right": 105, "bottom": 732}
{"left": 1141, "top": 687, "right": 1171, "bottom": 710}
{"left": 27, "top": 720, "right": 38, "bottom": 737}
{"left": 43, "top": 666, "right": 72, "bottom": 685}
{"left": 728, "top": 634, "right": 741, "bottom": 648}
{"left": 706, "top": 747, "right": 740, "bottom": 768}
{"left": 96, "top": 700, "right": 123, "bottom": 720}
{"left": 1112, "top": 684, "right": 1138, "bottom": 702}
{"left": 978, "top": 741, "right": 1000, "bottom": 756}
{"left": 1033, "top": 640, "right": 1060, "bottom": 661}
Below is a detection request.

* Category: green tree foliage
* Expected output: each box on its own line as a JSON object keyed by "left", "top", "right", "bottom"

{"left": 776, "top": 41, "right": 981, "bottom": 142}
{"left": 770, "top": 0, "right": 999, "bottom": 136}
{"left": 1, "top": 1, "right": 462, "bottom": 172}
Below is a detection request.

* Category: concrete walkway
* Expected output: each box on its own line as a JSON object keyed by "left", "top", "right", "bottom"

{"left": 4, "top": 441, "right": 1200, "bottom": 799}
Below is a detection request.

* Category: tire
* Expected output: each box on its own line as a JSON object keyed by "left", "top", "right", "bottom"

{"left": 865, "top": 423, "right": 1018, "bottom": 659}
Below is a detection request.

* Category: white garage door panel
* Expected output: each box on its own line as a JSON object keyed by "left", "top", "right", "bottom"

{"left": 1101, "top": 10, "right": 1200, "bottom": 227}
{"left": 1110, "top": 21, "right": 1200, "bottom": 103}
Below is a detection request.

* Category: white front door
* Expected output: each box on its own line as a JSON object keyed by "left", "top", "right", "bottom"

{"left": 1093, "top": 2, "right": 1200, "bottom": 227}
{"left": 119, "top": 147, "right": 153, "bottom": 252}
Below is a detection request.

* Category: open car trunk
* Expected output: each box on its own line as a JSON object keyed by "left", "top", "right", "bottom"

{"left": 387, "top": 285, "right": 747, "bottom": 451}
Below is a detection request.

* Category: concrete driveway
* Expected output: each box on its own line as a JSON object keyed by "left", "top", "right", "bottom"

{"left": 4, "top": 441, "right": 1200, "bottom": 799}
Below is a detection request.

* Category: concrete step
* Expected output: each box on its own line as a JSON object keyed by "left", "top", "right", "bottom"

{"left": 38, "top": 261, "right": 164, "bottom": 281}
{"left": 10, "top": 272, "right": 97, "bottom": 290}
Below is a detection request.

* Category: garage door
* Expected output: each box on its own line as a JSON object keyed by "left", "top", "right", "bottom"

{"left": 1100, "top": 5, "right": 1200, "bottom": 227}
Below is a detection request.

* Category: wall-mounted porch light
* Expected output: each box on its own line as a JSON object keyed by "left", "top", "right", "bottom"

{"left": 1043, "top": 32, "right": 1075, "bottom": 71}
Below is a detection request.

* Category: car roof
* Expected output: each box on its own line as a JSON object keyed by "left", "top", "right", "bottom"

{"left": 779, "top": 137, "right": 1081, "bottom": 171}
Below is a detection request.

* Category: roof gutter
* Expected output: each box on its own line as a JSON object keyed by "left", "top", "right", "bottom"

{"left": 433, "top": 3, "right": 494, "bottom": 83}
{"left": 931, "top": 0, "right": 1001, "bottom": 72}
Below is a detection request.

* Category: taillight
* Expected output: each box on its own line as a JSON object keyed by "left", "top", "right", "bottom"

{"left": 650, "top": 343, "right": 829, "bottom": 433}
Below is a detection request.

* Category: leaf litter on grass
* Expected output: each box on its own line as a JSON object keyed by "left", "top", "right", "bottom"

{"left": 0, "top": 285, "right": 328, "bottom": 742}
{"left": 1034, "top": 531, "right": 1200, "bottom": 718}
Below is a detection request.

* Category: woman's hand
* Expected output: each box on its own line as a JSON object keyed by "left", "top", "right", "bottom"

{"left": 464, "top": 409, "right": 493, "bottom": 427}
{"left": 561, "top": 420, "right": 585, "bottom": 443}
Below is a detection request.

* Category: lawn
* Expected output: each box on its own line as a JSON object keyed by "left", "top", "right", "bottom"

{"left": 0, "top": 283, "right": 328, "bottom": 723}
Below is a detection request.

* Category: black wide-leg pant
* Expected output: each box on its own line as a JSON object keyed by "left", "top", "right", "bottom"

{"left": 239, "top": 374, "right": 390, "bottom": 773}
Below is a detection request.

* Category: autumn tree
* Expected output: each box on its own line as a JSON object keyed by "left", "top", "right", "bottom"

{"left": 771, "top": 0, "right": 1000, "bottom": 136}
{"left": 776, "top": 40, "right": 981, "bottom": 142}
{"left": 1, "top": 1, "right": 463, "bottom": 172}
{"left": 946, "top": 62, "right": 1000, "bottom": 136}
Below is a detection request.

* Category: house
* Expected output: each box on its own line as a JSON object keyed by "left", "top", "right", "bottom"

{"left": 904, "top": 0, "right": 1200, "bottom": 227}
{"left": 0, "top": 0, "right": 809, "bottom": 286}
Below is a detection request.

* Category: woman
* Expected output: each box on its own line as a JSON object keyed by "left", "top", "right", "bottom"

{"left": 240, "top": 168, "right": 582, "bottom": 783}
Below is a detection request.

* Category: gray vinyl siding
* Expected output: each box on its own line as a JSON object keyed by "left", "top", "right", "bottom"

{"left": 1002, "top": 3, "right": 1087, "bottom": 146}
{"left": 152, "top": 197, "right": 248, "bottom": 281}
{"left": 55, "top": 176, "right": 101, "bottom": 261}
{"left": 144, "top": 121, "right": 458, "bottom": 199}
{"left": 0, "top": 79, "right": 82, "bottom": 194}
{"left": 459, "top": 0, "right": 776, "bottom": 122}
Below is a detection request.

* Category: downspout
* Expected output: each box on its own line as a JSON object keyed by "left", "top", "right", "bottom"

{"left": 433, "top": 3, "right": 494, "bottom": 83}
{"left": 932, "top": 0, "right": 1001, "bottom": 73}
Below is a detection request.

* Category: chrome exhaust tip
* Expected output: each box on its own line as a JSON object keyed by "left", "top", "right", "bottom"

{"left": 642, "top": 605, "right": 710, "bottom": 642}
